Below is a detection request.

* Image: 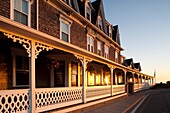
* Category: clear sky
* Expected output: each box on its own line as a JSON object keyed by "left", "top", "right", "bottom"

{"left": 102, "top": 0, "right": 170, "bottom": 83}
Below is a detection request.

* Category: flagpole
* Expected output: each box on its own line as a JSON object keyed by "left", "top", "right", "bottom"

{"left": 154, "top": 69, "right": 156, "bottom": 85}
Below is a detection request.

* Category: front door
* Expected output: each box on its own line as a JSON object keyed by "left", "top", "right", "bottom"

{"left": 54, "top": 61, "right": 65, "bottom": 87}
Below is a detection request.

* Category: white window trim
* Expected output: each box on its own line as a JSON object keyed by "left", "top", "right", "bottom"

{"left": 97, "top": 41, "right": 102, "bottom": 56}
{"left": 87, "top": 34, "right": 94, "bottom": 53}
{"left": 60, "top": 15, "right": 72, "bottom": 43}
{"left": 85, "top": 4, "right": 91, "bottom": 22}
{"left": 104, "top": 45, "right": 109, "bottom": 59}
{"left": 109, "top": 26, "right": 112, "bottom": 37}
{"left": 98, "top": 16, "right": 102, "bottom": 30}
{"left": 10, "top": 0, "right": 31, "bottom": 27}
{"left": 11, "top": 47, "right": 29, "bottom": 87}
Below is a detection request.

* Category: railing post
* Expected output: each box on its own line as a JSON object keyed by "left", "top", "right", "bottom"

{"left": 74, "top": 55, "right": 92, "bottom": 104}
{"left": 29, "top": 40, "right": 36, "bottom": 113}
{"left": 109, "top": 66, "right": 114, "bottom": 96}
{"left": 82, "top": 58, "right": 87, "bottom": 103}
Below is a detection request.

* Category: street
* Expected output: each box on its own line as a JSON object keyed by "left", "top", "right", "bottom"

{"left": 131, "top": 89, "right": 170, "bottom": 113}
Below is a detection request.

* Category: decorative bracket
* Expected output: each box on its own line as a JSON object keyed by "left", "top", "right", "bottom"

{"left": 4, "top": 32, "right": 31, "bottom": 57}
{"left": 74, "top": 55, "right": 92, "bottom": 68}
{"left": 35, "top": 42, "right": 53, "bottom": 58}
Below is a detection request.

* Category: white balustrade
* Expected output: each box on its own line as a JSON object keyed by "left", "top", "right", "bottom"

{"left": 112, "top": 85, "right": 125, "bottom": 95}
{"left": 86, "top": 86, "right": 111, "bottom": 101}
{"left": 35, "top": 87, "right": 82, "bottom": 112}
{"left": 0, "top": 89, "right": 29, "bottom": 113}
{"left": 134, "top": 83, "right": 139, "bottom": 91}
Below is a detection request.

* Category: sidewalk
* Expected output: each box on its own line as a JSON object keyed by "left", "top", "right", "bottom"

{"left": 85, "top": 90, "right": 153, "bottom": 113}
{"left": 50, "top": 90, "right": 153, "bottom": 113}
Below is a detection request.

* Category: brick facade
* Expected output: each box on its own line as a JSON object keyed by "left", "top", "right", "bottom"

{"left": 39, "top": 0, "right": 60, "bottom": 38}
{"left": 70, "top": 21, "right": 87, "bottom": 49}
{"left": 109, "top": 46, "right": 115, "bottom": 61}
{"left": 31, "top": 1, "right": 36, "bottom": 29}
{"left": 0, "top": 0, "right": 10, "bottom": 19}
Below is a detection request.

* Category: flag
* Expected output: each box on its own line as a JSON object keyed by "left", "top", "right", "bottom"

{"left": 154, "top": 69, "right": 156, "bottom": 77}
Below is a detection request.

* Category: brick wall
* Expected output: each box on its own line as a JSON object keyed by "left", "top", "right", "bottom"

{"left": 109, "top": 46, "right": 115, "bottom": 62}
{"left": 39, "top": 0, "right": 60, "bottom": 38}
{"left": 70, "top": 21, "right": 87, "bottom": 49}
{"left": 94, "top": 39, "right": 97, "bottom": 54}
{"left": 0, "top": 0, "right": 10, "bottom": 18}
{"left": 31, "top": 0, "right": 36, "bottom": 29}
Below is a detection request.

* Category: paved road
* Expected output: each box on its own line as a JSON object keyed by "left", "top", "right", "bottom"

{"left": 132, "top": 89, "right": 170, "bottom": 113}
{"left": 84, "top": 90, "right": 152, "bottom": 113}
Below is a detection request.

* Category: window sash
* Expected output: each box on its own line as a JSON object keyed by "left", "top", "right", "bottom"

{"left": 14, "top": 0, "right": 29, "bottom": 25}
{"left": 87, "top": 36, "right": 94, "bottom": 52}
{"left": 62, "top": 32, "right": 69, "bottom": 42}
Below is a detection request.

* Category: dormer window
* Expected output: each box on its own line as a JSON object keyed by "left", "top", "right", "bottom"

{"left": 98, "top": 16, "right": 102, "bottom": 30}
{"left": 109, "top": 26, "right": 112, "bottom": 37}
{"left": 63, "top": 0, "right": 71, "bottom": 6}
{"left": 86, "top": 6, "right": 91, "bottom": 21}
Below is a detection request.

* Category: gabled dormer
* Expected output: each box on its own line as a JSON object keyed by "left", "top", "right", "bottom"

{"left": 91, "top": 0, "right": 107, "bottom": 33}
{"left": 134, "top": 63, "right": 142, "bottom": 71}
{"left": 123, "top": 58, "right": 134, "bottom": 69}
{"left": 112, "top": 25, "right": 121, "bottom": 45}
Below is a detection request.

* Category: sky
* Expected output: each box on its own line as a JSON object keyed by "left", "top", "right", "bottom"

{"left": 102, "top": 0, "right": 170, "bottom": 83}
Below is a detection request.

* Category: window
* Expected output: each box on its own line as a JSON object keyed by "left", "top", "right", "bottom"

{"left": 11, "top": 48, "right": 29, "bottom": 87}
{"left": 13, "top": 0, "right": 30, "bottom": 26}
{"left": 109, "top": 26, "right": 112, "bottom": 37}
{"left": 60, "top": 19, "right": 70, "bottom": 42}
{"left": 86, "top": 6, "right": 91, "bottom": 21}
{"left": 87, "top": 35, "right": 94, "bottom": 53}
{"left": 115, "top": 51, "right": 119, "bottom": 62}
{"left": 104, "top": 45, "right": 109, "bottom": 59}
{"left": 98, "top": 16, "right": 102, "bottom": 30}
{"left": 16, "top": 55, "right": 29, "bottom": 86}
{"left": 63, "top": 0, "right": 71, "bottom": 6}
{"left": 97, "top": 41, "right": 102, "bottom": 56}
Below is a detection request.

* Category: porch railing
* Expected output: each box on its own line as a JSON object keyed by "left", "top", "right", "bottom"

{"left": 35, "top": 87, "right": 82, "bottom": 112}
{"left": 0, "top": 89, "right": 29, "bottom": 113}
{"left": 86, "top": 86, "right": 111, "bottom": 101}
{"left": 134, "top": 83, "right": 139, "bottom": 91}
{"left": 112, "top": 85, "right": 125, "bottom": 95}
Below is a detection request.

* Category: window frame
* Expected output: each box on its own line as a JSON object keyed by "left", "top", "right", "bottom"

{"left": 104, "top": 45, "right": 109, "bottom": 59}
{"left": 87, "top": 35, "right": 94, "bottom": 53}
{"left": 109, "top": 26, "right": 112, "bottom": 37}
{"left": 115, "top": 50, "right": 119, "bottom": 62}
{"left": 10, "top": 0, "right": 31, "bottom": 27}
{"left": 85, "top": 5, "right": 91, "bottom": 21}
{"left": 11, "top": 47, "right": 29, "bottom": 88}
{"left": 98, "top": 16, "right": 103, "bottom": 30}
{"left": 97, "top": 41, "right": 102, "bottom": 56}
{"left": 60, "top": 17, "right": 72, "bottom": 43}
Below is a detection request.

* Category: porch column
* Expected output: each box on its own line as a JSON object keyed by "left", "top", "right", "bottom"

{"left": 29, "top": 40, "right": 36, "bottom": 113}
{"left": 124, "top": 70, "right": 127, "bottom": 93}
{"left": 109, "top": 65, "right": 114, "bottom": 96}
{"left": 75, "top": 55, "right": 92, "bottom": 103}
{"left": 132, "top": 72, "right": 135, "bottom": 93}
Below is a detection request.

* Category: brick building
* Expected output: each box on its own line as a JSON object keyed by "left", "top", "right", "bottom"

{"left": 0, "top": 0, "right": 154, "bottom": 112}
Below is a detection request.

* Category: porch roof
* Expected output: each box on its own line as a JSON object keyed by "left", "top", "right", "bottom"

{"left": 0, "top": 16, "right": 153, "bottom": 78}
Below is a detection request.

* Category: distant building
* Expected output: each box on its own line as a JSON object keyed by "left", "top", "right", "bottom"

{"left": 0, "top": 0, "right": 154, "bottom": 112}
